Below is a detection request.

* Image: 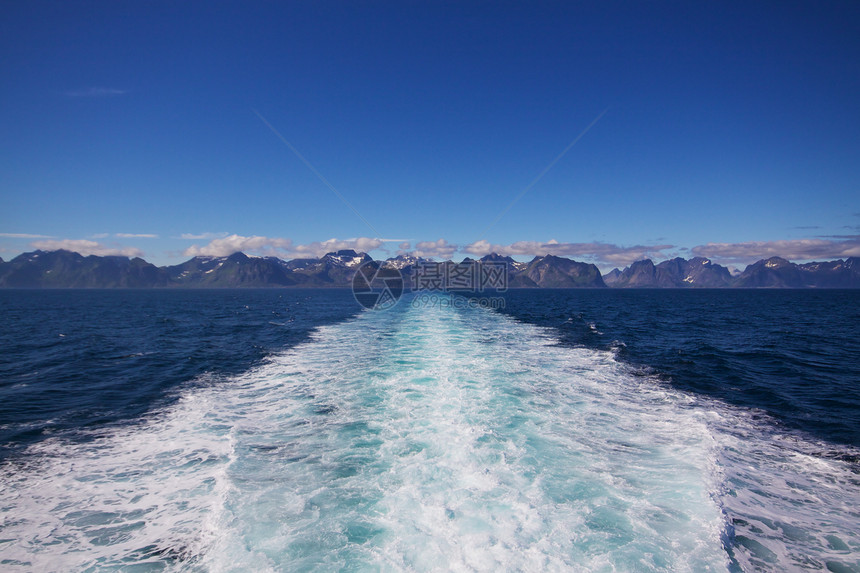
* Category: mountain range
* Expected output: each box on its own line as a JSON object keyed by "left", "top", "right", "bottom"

{"left": 0, "top": 249, "right": 857, "bottom": 289}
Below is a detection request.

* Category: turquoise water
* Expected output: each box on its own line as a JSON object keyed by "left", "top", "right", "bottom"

{"left": 2, "top": 294, "right": 859, "bottom": 571}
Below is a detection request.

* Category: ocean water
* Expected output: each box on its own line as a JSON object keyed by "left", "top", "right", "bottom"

{"left": 0, "top": 289, "right": 858, "bottom": 572}
{"left": 497, "top": 289, "right": 860, "bottom": 449}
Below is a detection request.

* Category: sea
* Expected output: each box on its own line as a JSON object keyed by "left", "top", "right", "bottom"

{"left": 0, "top": 288, "right": 858, "bottom": 572}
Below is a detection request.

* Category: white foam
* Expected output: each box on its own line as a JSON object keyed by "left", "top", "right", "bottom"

{"left": 0, "top": 390, "right": 235, "bottom": 570}
{"left": 2, "top": 296, "right": 859, "bottom": 571}
{"left": 706, "top": 411, "right": 860, "bottom": 571}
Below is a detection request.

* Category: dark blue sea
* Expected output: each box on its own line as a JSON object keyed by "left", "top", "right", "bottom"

{"left": 1, "top": 288, "right": 858, "bottom": 571}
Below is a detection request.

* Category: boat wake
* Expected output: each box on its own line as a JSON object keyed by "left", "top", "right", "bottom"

{"left": 1, "top": 297, "right": 858, "bottom": 571}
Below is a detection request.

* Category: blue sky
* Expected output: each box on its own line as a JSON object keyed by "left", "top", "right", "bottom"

{"left": 2, "top": 1, "right": 859, "bottom": 270}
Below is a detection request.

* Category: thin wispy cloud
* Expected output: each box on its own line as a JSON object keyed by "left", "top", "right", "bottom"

{"left": 90, "top": 233, "right": 157, "bottom": 239}
{"left": 31, "top": 239, "right": 144, "bottom": 258}
{"left": 179, "top": 232, "right": 229, "bottom": 240}
{"left": 0, "top": 233, "right": 54, "bottom": 239}
{"left": 64, "top": 87, "right": 128, "bottom": 98}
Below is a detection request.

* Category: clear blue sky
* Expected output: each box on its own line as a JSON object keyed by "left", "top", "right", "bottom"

{"left": 2, "top": 1, "right": 858, "bottom": 270}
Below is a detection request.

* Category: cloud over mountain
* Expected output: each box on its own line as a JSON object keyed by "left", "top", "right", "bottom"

{"left": 463, "top": 240, "right": 675, "bottom": 267}
{"left": 410, "top": 239, "right": 459, "bottom": 259}
{"left": 31, "top": 239, "right": 144, "bottom": 258}
{"left": 289, "top": 238, "right": 384, "bottom": 258}
{"left": 183, "top": 235, "right": 293, "bottom": 257}
{"left": 691, "top": 237, "right": 860, "bottom": 264}
{"left": 183, "top": 235, "right": 384, "bottom": 259}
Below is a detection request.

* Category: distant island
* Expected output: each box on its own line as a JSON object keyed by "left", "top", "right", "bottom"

{"left": 0, "top": 249, "right": 857, "bottom": 289}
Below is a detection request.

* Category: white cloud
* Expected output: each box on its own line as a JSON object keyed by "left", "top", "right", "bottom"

{"left": 411, "top": 239, "right": 459, "bottom": 259}
{"left": 692, "top": 237, "right": 860, "bottom": 264}
{"left": 115, "top": 233, "right": 158, "bottom": 238}
{"left": 463, "top": 239, "right": 675, "bottom": 267}
{"left": 183, "top": 234, "right": 293, "bottom": 257}
{"left": 31, "top": 239, "right": 144, "bottom": 258}
{"left": 0, "top": 233, "right": 54, "bottom": 239}
{"left": 289, "top": 237, "right": 384, "bottom": 258}
{"left": 181, "top": 235, "right": 385, "bottom": 259}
